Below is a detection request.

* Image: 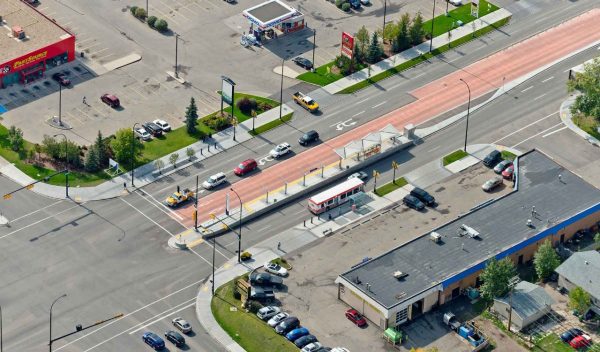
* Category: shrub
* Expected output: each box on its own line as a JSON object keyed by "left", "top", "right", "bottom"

{"left": 129, "top": 6, "right": 138, "bottom": 15}
{"left": 341, "top": 2, "right": 351, "bottom": 11}
{"left": 147, "top": 16, "right": 158, "bottom": 28}
{"left": 248, "top": 300, "right": 263, "bottom": 313}
{"left": 335, "top": 0, "right": 345, "bottom": 8}
{"left": 203, "top": 113, "right": 230, "bottom": 131}
{"left": 240, "top": 251, "right": 252, "bottom": 261}
{"left": 236, "top": 97, "right": 258, "bottom": 114}
{"left": 258, "top": 102, "right": 273, "bottom": 111}
{"left": 154, "top": 19, "right": 169, "bottom": 32}
{"left": 134, "top": 7, "right": 147, "bottom": 20}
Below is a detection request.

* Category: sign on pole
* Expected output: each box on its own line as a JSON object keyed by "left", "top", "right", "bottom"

{"left": 341, "top": 32, "right": 355, "bottom": 60}
{"left": 471, "top": 0, "right": 479, "bottom": 18}
{"left": 221, "top": 77, "right": 235, "bottom": 106}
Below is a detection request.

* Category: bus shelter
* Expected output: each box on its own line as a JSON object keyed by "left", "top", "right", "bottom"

{"left": 242, "top": 0, "right": 305, "bottom": 44}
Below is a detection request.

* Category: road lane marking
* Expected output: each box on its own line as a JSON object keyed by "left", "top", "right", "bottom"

{"left": 533, "top": 93, "right": 547, "bottom": 101}
{"left": 128, "top": 298, "right": 196, "bottom": 334}
{"left": 511, "top": 122, "right": 564, "bottom": 148}
{"left": 492, "top": 111, "right": 558, "bottom": 144}
{"left": 541, "top": 76, "right": 554, "bottom": 83}
{"left": 371, "top": 101, "right": 386, "bottom": 109}
{"left": 0, "top": 204, "right": 82, "bottom": 240}
{"left": 9, "top": 200, "right": 64, "bottom": 222}
{"left": 355, "top": 98, "right": 369, "bottom": 105}
{"left": 135, "top": 189, "right": 185, "bottom": 221}
{"left": 542, "top": 126, "right": 568, "bottom": 138}
{"left": 521, "top": 86, "right": 533, "bottom": 93}
{"left": 352, "top": 111, "right": 365, "bottom": 117}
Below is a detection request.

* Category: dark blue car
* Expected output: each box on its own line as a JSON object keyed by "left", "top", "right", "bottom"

{"left": 286, "top": 327, "right": 310, "bottom": 341}
{"left": 294, "top": 334, "right": 318, "bottom": 348}
{"left": 142, "top": 332, "right": 165, "bottom": 350}
{"left": 560, "top": 328, "right": 584, "bottom": 343}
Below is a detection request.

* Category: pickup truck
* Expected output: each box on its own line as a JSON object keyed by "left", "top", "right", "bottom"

{"left": 292, "top": 92, "right": 319, "bottom": 112}
{"left": 165, "top": 188, "right": 194, "bottom": 207}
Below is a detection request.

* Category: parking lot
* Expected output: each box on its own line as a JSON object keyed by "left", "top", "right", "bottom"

{"left": 271, "top": 162, "right": 512, "bottom": 351}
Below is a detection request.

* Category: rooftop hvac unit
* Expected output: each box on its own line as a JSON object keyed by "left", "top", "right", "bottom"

{"left": 430, "top": 232, "right": 442, "bottom": 243}
{"left": 460, "top": 224, "right": 480, "bottom": 238}
{"left": 393, "top": 271, "right": 408, "bottom": 280}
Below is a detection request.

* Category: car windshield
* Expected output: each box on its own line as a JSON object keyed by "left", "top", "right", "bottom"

{"left": 238, "top": 163, "right": 245, "bottom": 169}
{"left": 208, "top": 176, "right": 217, "bottom": 183}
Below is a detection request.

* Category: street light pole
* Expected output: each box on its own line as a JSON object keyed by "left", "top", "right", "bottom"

{"left": 131, "top": 122, "right": 141, "bottom": 187}
{"left": 279, "top": 59, "right": 284, "bottom": 121}
{"left": 53, "top": 134, "right": 68, "bottom": 198}
{"left": 230, "top": 188, "right": 242, "bottom": 263}
{"left": 311, "top": 30, "right": 316, "bottom": 72}
{"left": 194, "top": 175, "right": 199, "bottom": 231}
{"left": 429, "top": 0, "right": 436, "bottom": 52}
{"left": 212, "top": 236, "right": 216, "bottom": 295}
{"left": 146, "top": 0, "right": 148, "bottom": 16}
{"left": 175, "top": 34, "right": 179, "bottom": 79}
{"left": 49, "top": 294, "right": 67, "bottom": 352}
{"left": 459, "top": 78, "right": 471, "bottom": 152}
{"left": 58, "top": 83, "right": 62, "bottom": 127}
{"left": 382, "top": 0, "right": 387, "bottom": 43}
{"left": 1, "top": 304, "right": 3, "bottom": 352}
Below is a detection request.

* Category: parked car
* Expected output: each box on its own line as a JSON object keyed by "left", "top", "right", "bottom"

{"left": 172, "top": 317, "right": 192, "bottom": 333}
{"left": 349, "top": 0, "right": 361, "bottom": 9}
{"left": 482, "top": 176, "right": 503, "bottom": 192}
{"left": 264, "top": 262, "right": 288, "bottom": 276}
{"left": 493, "top": 160, "right": 513, "bottom": 174}
{"left": 345, "top": 308, "right": 367, "bottom": 327}
{"left": 153, "top": 119, "right": 171, "bottom": 132}
{"left": 403, "top": 195, "right": 425, "bottom": 211}
{"left": 135, "top": 127, "right": 152, "bottom": 141}
{"left": 234, "top": 158, "right": 258, "bottom": 176}
{"left": 165, "top": 330, "right": 185, "bottom": 347}
{"left": 331, "top": 348, "right": 350, "bottom": 352}
{"left": 299, "top": 130, "right": 319, "bottom": 146}
{"left": 143, "top": 122, "right": 163, "bottom": 137}
{"left": 292, "top": 57, "right": 313, "bottom": 70}
{"left": 295, "top": 335, "right": 318, "bottom": 348}
{"left": 250, "top": 286, "right": 275, "bottom": 302}
{"left": 448, "top": 0, "right": 462, "bottom": 5}
{"left": 482, "top": 150, "right": 502, "bottom": 167}
{"left": 560, "top": 328, "right": 584, "bottom": 342}
{"left": 275, "top": 317, "right": 300, "bottom": 334}
{"left": 268, "top": 312, "right": 289, "bottom": 327}
{"left": 52, "top": 72, "right": 70, "bottom": 86}
{"left": 348, "top": 171, "right": 368, "bottom": 181}
{"left": 302, "top": 342, "right": 324, "bottom": 352}
{"left": 502, "top": 165, "right": 514, "bottom": 179}
{"left": 410, "top": 187, "right": 435, "bottom": 206}
{"left": 360, "top": 0, "right": 370, "bottom": 5}
{"left": 250, "top": 272, "right": 283, "bottom": 287}
{"left": 100, "top": 93, "right": 120, "bottom": 108}
{"left": 142, "top": 332, "right": 165, "bottom": 350}
{"left": 270, "top": 143, "right": 291, "bottom": 158}
{"left": 286, "top": 327, "right": 310, "bottom": 341}
{"left": 570, "top": 334, "right": 592, "bottom": 349}
{"left": 257, "top": 306, "right": 281, "bottom": 320}
{"left": 202, "top": 172, "right": 227, "bottom": 189}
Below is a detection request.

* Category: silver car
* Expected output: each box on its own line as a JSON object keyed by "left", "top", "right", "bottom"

{"left": 172, "top": 317, "right": 192, "bottom": 333}
{"left": 268, "top": 312, "right": 289, "bottom": 327}
{"left": 482, "top": 176, "right": 503, "bottom": 192}
{"left": 257, "top": 306, "right": 280, "bottom": 320}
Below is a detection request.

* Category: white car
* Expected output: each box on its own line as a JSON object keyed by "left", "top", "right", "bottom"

{"left": 448, "top": 0, "right": 462, "bottom": 5}
{"left": 172, "top": 317, "right": 192, "bottom": 333}
{"left": 264, "top": 262, "right": 288, "bottom": 277}
{"left": 359, "top": 0, "right": 370, "bottom": 4}
{"left": 348, "top": 171, "right": 368, "bottom": 181}
{"left": 135, "top": 127, "right": 151, "bottom": 141}
{"left": 331, "top": 348, "right": 350, "bottom": 352}
{"left": 267, "top": 312, "right": 289, "bottom": 327}
{"left": 302, "top": 342, "right": 324, "bottom": 352}
{"left": 269, "top": 143, "right": 291, "bottom": 158}
{"left": 202, "top": 172, "right": 227, "bottom": 189}
{"left": 256, "top": 306, "right": 280, "bottom": 320}
{"left": 153, "top": 119, "right": 171, "bottom": 132}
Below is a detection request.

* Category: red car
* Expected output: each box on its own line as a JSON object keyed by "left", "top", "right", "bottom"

{"left": 570, "top": 334, "right": 592, "bottom": 349}
{"left": 234, "top": 159, "right": 257, "bottom": 176}
{"left": 101, "top": 94, "right": 120, "bottom": 108}
{"left": 501, "top": 165, "right": 514, "bottom": 179}
{"left": 345, "top": 309, "right": 367, "bottom": 327}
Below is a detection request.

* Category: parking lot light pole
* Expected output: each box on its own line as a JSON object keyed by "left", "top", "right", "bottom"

{"left": 1, "top": 304, "right": 3, "bottom": 352}
{"left": 175, "top": 34, "right": 180, "bottom": 79}
{"left": 131, "top": 122, "right": 141, "bottom": 187}
{"left": 459, "top": 78, "right": 471, "bottom": 152}
{"left": 53, "top": 134, "right": 69, "bottom": 198}
{"left": 382, "top": 0, "right": 387, "bottom": 43}
{"left": 429, "top": 0, "right": 436, "bottom": 52}
{"left": 58, "top": 83, "right": 62, "bottom": 127}
{"left": 49, "top": 294, "right": 67, "bottom": 352}
{"left": 230, "top": 188, "right": 242, "bottom": 263}
{"left": 311, "top": 30, "right": 316, "bottom": 72}
{"left": 279, "top": 59, "right": 284, "bottom": 121}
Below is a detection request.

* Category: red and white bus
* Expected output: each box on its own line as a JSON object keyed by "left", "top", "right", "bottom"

{"left": 308, "top": 178, "right": 365, "bottom": 214}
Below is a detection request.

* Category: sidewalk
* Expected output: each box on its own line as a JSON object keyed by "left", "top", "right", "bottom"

{"left": 0, "top": 103, "right": 292, "bottom": 202}
{"left": 321, "top": 8, "right": 513, "bottom": 94}
{"left": 559, "top": 95, "right": 600, "bottom": 147}
{"left": 195, "top": 143, "right": 522, "bottom": 352}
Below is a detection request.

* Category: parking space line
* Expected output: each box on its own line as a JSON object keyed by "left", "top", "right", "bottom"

{"left": 542, "top": 125, "right": 568, "bottom": 138}
{"left": 95, "top": 53, "right": 115, "bottom": 62}
{"left": 76, "top": 38, "right": 95, "bottom": 45}
{"left": 126, "top": 86, "right": 149, "bottom": 99}
{"left": 80, "top": 42, "right": 103, "bottom": 51}
{"left": 158, "top": 0, "right": 191, "bottom": 20}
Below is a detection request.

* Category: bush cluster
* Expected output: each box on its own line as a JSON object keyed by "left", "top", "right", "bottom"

{"left": 203, "top": 113, "right": 231, "bottom": 131}
{"left": 130, "top": 5, "right": 169, "bottom": 32}
{"left": 236, "top": 97, "right": 258, "bottom": 114}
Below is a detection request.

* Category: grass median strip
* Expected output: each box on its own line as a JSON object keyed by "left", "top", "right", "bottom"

{"left": 249, "top": 112, "right": 293, "bottom": 136}
{"left": 443, "top": 149, "right": 469, "bottom": 166}
{"left": 501, "top": 150, "right": 517, "bottom": 161}
{"left": 374, "top": 177, "right": 408, "bottom": 196}
{"left": 212, "top": 281, "right": 297, "bottom": 352}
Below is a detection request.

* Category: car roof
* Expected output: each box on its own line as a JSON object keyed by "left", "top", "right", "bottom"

{"left": 211, "top": 172, "right": 226, "bottom": 178}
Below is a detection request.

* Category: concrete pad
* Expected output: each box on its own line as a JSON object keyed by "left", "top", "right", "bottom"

{"left": 273, "top": 65, "right": 300, "bottom": 79}
{"left": 445, "top": 155, "right": 480, "bottom": 173}
{"left": 404, "top": 159, "right": 453, "bottom": 189}
{"left": 102, "top": 53, "right": 142, "bottom": 71}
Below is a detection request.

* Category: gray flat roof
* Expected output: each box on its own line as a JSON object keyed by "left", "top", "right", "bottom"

{"left": 340, "top": 150, "right": 600, "bottom": 309}
{"left": 246, "top": 0, "right": 293, "bottom": 24}
{"left": 0, "top": 0, "right": 72, "bottom": 64}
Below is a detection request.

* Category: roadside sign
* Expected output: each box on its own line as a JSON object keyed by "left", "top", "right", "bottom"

{"left": 392, "top": 161, "right": 399, "bottom": 169}
{"left": 373, "top": 170, "right": 380, "bottom": 178}
{"left": 341, "top": 32, "right": 355, "bottom": 59}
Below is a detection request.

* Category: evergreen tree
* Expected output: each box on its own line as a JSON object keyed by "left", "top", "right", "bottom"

{"left": 94, "top": 130, "right": 107, "bottom": 166}
{"left": 410, "top": 12, "right": 425, "bottom": 46}
{"left": 84, "top": 146, "right": 100, "bottom": 172}
{"left": 185, "top": 97, "right": 198, "bottom": 135}
{"left": 366, "top": 32, "right": 383, "bottom": 64}
{"left": 397, "top": 13, "right": 411, "bottom": 51}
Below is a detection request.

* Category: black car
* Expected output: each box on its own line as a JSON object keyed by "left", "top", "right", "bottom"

{"left": 410, "top": 187, "right": 435, "bottom": 206}
{"left": 403, "top": 195, "right": 425, "bottom": 211}
{"left": 482, "top": 150, "right": 502, "bottom": 167}
{"left": 249, "top": 272, "right": 284, "bottom": 287}
{"left": 294, "top": 334, "right": 318, "bottom": 348}
{"left": 52, "top": 72, "right": 70, "bottom": 86}
{"left": 299, "top": 130, "right": 319, "bottom": 146}
{"left": 292, "top": 57, "right": 314, "bottom": 70}
{"left": 165, "top": 330, "right": 185, "bottom": 347}
{"left": 275, "top": 317, "right": 300, "bottom": 335}
{"left": 560, "top": 328, "right": 584, "bottom": 343}
{"left": 143, "top": 122, "right": 163, "bottom": 137}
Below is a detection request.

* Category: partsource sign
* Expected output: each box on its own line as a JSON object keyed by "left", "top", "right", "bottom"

{"left": 341, "top": 32, "right": 354, "bottom": 60}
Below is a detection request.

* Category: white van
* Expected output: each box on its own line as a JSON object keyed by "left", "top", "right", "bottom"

{"left": 202, "top": 172, "right": 227, "bottom": 189}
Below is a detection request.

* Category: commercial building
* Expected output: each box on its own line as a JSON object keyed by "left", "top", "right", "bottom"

{"left": 556, "top": 251, "right": 600, "bottom": 315}
{"left": 335, "top": 150, "right": 600, "bottom": 330}
{"left": 492, "top": 281, "right": 555, "bottom": 331}
{"left": 242, "top": 0, "right": 305, "bottom": 42}
{"left": 0, "top": 0, "right": 75, "bottom": 89}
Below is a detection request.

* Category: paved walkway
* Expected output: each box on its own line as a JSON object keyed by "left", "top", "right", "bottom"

{"left": 0, "top": 104, "right": 292, "bottom": 202}
{"left": 559, "top": 94, "right": 600, "bottom": 147}
{"left": 195, "top": 142, "right": 521, "bottom": 352}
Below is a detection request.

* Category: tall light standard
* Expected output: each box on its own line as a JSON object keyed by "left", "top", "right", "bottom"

{"left": 382, "top": 0, "right": 388, "bottom": 43}
{"left": 53, "top": 134, "right": 69, "bottom": 198}
{"left": 49, "top": 294, "right": 67, "bottom": 352}
{"left": 1, "top": 304, "right": 3, "bottom": 352}
{"left": 229, "top": 188, "right": 242, "bottom": 263}
{"left": 58, "top": 82, "right": 63, "bottom": 127}
{"left": 131, "top": 122, "right": 141, "bottom": 187}
{"left": 429, "top": 0, "right": 437, "bottom": 52}
{"left": 459, "top": 78, "right": 471, "bottom": 152}
{"left": 174, "top": 34, "right": 180, "bottom": 79}
{"left": 279, "top": 59, "right": 284, "bottom": 121}
{"left": 311, "top": 30, "right": 316, "bottom": 73}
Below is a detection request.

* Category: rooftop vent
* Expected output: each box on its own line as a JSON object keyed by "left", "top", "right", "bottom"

{"left": 460, "top": 224, "right": 479, "bottom": 238}
{"left": 395, "top": 292, "right": 407, "bottom": 300}
{"left": 430, "top": 232, "right": 442, "bottom": 243}
{"left": 393, "top": 271, "right": 408, "bottom": 280}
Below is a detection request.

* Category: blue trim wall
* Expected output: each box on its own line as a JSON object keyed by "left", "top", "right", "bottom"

{"left": 441, "top": 202, "right": 600, "bottom": 289}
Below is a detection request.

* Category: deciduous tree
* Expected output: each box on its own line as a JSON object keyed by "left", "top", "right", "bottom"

{"left": 480, "top": 257, "right": 517, "bottom": 300}
{"left": 533, "top": 240, "right": 561, "bottom": 281}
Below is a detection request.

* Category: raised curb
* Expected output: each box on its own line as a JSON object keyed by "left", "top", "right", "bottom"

{"left": 559, "top": 95, "right": 600, "bottom": 147}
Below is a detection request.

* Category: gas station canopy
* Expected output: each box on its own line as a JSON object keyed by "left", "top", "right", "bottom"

{"left": 243, "top": 0, "right": 303, "bottom": 31}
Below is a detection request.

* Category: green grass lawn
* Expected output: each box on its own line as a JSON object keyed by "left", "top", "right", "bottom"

{"left": 138, "top": 124, "right": 209, "bottom": 164}
{"left": 501, "top": 150, "right": 517, "bottom": 161}
{"left": 249, "top": 113, "right": 293, "bottom": 136}
{"left": 296, "top": 61, "right": 345, "bottom": 86}
{"left": 374, "top": 177, "right": 408, "bottom": 196}
{"left": 573, "top": 114, "right": 600, "bottom": 140}
{"left": 443, "top": 149, "right": 469, "bottom": 166}
{"left": 423, "top": 0, "right": 500, "bottom": 38}
{"left": 211, "top": 282, "right": 298, "bottom": 352}
{"left": 219, "top": 92, "right": 280, "bottom": 123}
{"left": 270, "top": 257, "right": 292, "bottom": 270}
{"left": 532, "top": 333, "right": 572, "bottom": 352}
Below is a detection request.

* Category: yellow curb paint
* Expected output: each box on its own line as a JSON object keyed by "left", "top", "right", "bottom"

{"left": 223, "top": 263, "right": 232, "bottom": 269}
{"left": 177, "top": 228, "right": 196, "bottom": 238}
{"left": 202, "top": 286, "right": 209, "bottom": 292}
{"left": 186, "top": 237, "right": 205, "bottom": 248}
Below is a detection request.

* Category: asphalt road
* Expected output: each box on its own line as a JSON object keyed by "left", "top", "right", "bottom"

{"left": 1, "top": 2, "right": 600, "bottom": 352}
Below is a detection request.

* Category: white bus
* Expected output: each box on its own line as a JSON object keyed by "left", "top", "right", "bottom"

{"left": 308, "top": 178, "right": 365, "bottom": 214}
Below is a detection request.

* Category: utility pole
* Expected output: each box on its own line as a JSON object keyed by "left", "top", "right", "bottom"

{"left": 175, "top": 34, "right": 179, "bottom": 79}
{"left": 194, "top": 175, "right": 199, "bottom": 231}
{"left": 131, "top": 123, "right": 140, "bottom": 187}
{"left": 146, "top": 0, "right": 149, "bottom": 17}
{"left": 459, "top": 78, "right": 471, "bottom": 152}
{"left": 279, "top": 59, "right": 284, "bottom": 121}
{"left": 429, "top": 0, "right": 437, "bottom": 52}
{"left": 507, "top": 276, "right": 520, "bottom": 332}
{"left": 311, "top": 29, "right": 316, "bottom": 72}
